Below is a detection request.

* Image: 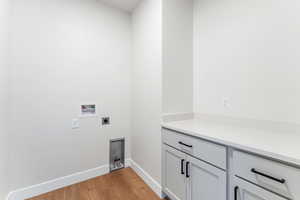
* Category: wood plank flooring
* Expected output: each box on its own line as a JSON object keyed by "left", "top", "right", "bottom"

{"left": 27, "top": 168, "right": 163, "bottom": 200}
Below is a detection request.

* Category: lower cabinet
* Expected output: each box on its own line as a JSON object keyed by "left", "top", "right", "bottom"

{"left": 163, "top": 144, "right": 187, "bottom": 200}
{"left": 162, "top": 144, "right": 227, "bottom": 200}
{"left": 188, "top": 155, "right": 226, "bottom": 200}
{"left": 233, "top": 177, "right": 286, "bottom": 200}
{"left": 162, "top": 128, "right": 300, "bottom": 200}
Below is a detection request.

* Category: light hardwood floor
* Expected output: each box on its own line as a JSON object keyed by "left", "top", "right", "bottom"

{"left": 27, "top": 168, "right": 163, "bottom": 200}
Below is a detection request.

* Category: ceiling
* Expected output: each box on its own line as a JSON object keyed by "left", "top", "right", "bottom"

{"left": 98, "top": 0, "right": 141, "bottom": 12}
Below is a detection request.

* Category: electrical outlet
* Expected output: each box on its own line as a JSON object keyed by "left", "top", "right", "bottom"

{"left": 222, "top": 97, "right": 230, "bottom": 108}
{"left": 72, "top": 118, "right": 80, "bottom": 129}
{"left": 102, "top": 117, "right": 110, "bottom": 125}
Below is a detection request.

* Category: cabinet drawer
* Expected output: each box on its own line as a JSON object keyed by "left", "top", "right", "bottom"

{"left": 162, "top": 128, "right": 227, "bottom": 170}
{"left": 233, "top": 150, "right": 300, "bottom": 199}
{"left": 233, "top": 176, "right": 286, "bottom": 200}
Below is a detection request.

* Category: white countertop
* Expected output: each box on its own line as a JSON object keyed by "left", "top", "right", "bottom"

{"left": 162, "top": 118, "right": 300, "bottom": 167}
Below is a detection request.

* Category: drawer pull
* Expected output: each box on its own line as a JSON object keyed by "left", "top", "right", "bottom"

{"left": 234, "top": 186, "right": 239, "bottom": 200}
{"left": 186, "top": 161, "right": 190, "bottom": 178}
{"left": 251, "top": 168, "right": 286, "bottom": 184}
{"left": 178, "top": 141, "right": 193, "bottom": 148}
{"left": 181, "top": 159, "right": 185, "bottom": 175}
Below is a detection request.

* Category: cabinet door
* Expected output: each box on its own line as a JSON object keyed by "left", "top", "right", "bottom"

{"left": 162, "top": 144, "right": 187, "bottom": 200}
{"left": 233, "top": 177, "right": 286, "bottom": 200}
{"left": 187, "top": 155, "right": 226, "bottom": 200}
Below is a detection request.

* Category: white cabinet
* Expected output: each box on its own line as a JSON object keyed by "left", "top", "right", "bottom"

{"left": 162, "top": 127, "right": 300, "bottom": 200}
{"left": 162, "top": 138, "right": 226, "bottom": 200}
{"left": 187, "top": 155, "right": 226, "bottom": 200}
{"left": 162, "top": 128, "right": 227, "bottom": 200}
{"left": 233, "top": 177, "right": 286, "bottom": 200}
{"left": 162, "top": 144, "right": 187, "bottom": 200}
{"left": 233, "top": 150, "right": 300, "bottom": 199}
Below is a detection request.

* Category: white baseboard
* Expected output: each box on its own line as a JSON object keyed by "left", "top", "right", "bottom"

{"left": 129, "top": 159, "right": 165, "bottom": 199}
{"left": 7, "top": 159, "right": 131, "bottom": 200}
{"left": 6, "top": 159, "right": 164, "bottom": 200}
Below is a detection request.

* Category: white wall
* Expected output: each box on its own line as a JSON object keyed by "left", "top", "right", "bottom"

{"left": 162, "top": 0, "right": 193, "bottom": 114}
{"left": 0, "top": 0, "right": 10, "bottom": 198}
{"left": 131, "top": 0, "right": 162, "bottom": 184}
{"left": 8, "top": 0, "right": 132, "bottom": 191}
{"left": 194, "top": 0, "right": 300, "bottom": 124}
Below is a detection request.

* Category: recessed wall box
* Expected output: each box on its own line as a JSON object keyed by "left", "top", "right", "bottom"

{"left": 109, "top": 138, "right": 125, "bottom": 172}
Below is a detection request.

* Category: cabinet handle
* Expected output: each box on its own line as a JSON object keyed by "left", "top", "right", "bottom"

{"left": 186, "top": 161, "right": 190, "bottom": 178}
{"left": 234, "top": 186, "right": 239, "bottom": 200}
{"left": 181, "top": 159, "right": 185, "bottom": 175}
{"left": 178, "top": 141, "right": 193, "bottom": 148}
{"left": 251, "top": 168, "right": 286, "bottom": 184}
